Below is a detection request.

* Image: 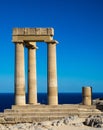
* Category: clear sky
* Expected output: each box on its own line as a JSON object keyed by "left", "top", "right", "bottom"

{"left": 0, "top": 0, "right": 103, "bottom": 93}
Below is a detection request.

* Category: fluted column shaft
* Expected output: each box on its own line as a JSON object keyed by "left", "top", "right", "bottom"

{"left": 47, "top": 42, "right": 58, "bottom": 105}
{"left": 15, "top": 43, "right": 26, "bottom": 105}
{"left": 28, "top": 42, "right": 37, "bottom": 104}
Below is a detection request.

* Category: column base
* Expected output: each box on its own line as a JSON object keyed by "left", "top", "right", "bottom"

{"left": 83, "top": 97, "right": 92, "bottom": 106}
{"left": 15, "top": 95, "right": 26, "bottom": 105}
{"left": 48, "top": 96, "right": 58, "bottom": 105}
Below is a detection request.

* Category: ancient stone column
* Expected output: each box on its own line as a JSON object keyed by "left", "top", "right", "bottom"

{"left": 28, "top": 42, "right": 37, "bottom": 104}
{"left": 15, "top": 43, "right": 26, "bottom": 105}
{"left": 82, "top": 86, "right": 92, "bottom": 105}
{"left": 47, "top": 41, "right": 58, "bottom": 105}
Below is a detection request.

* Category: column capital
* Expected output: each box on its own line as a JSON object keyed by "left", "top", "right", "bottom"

{"left": 45, "top": 40, "right": 59, "bottom": 44}
{"left": 25, "top": 42, "right": 38, "bottom": 49}
{"left": 14, "top": 42, "right": 25, "bottom": 48}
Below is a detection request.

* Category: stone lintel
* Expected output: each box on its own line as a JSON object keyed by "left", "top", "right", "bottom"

{"left": 12, "top": 35, "right": 53, "bottom": 43}
{"left": 13, "top": 28, "right": 54, "bottom": 36}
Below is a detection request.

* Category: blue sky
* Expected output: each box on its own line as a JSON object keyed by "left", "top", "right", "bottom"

{"left": 0, "top": 0, "right": 103, "bottom": 93}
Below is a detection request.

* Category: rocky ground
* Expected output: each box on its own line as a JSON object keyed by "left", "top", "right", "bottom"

{"left": 0, "top": 98, "right": 103, "bottom": 130}
{"left": 0, "top": 115, "right": 103, "bottom": 130}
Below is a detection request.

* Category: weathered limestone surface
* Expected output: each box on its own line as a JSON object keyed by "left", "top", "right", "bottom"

{"left": 82, "top": 87, "right": 92, "bottom": 106}
{"left": 0, "top": 105, "right": 102, "bottom": 124}
{"left": 47, "top": 41, "right": 58, "bottom": 105}
{"left": 28, "top": 42, "right": 37, "bottom": 104}
{"left": 15, "top": 43, "right": 26, "bottom": 105}
{"left": 12, "top": 28, "right": 54, "bottom": 43}
{"left": 84, "top": 115, "right": 103, "bottom": 128}
{"left": 13, "top": 28, "right": 54, "bottom": 36}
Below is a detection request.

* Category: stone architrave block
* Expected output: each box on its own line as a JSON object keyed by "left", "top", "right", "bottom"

{"left": 13, "top": 28, "right": 25, "bottom": 35}
{"left": 13, "top": 28, "right": 54, "bottom": 36}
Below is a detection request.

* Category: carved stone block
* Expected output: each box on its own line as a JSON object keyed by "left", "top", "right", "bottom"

{"left": 13, "top": 28, "right": 54, "bottom": 36}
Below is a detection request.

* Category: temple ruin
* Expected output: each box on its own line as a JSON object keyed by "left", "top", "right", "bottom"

{"left": 12, "top": 28, "right": 58, "bottom": 105}
{"left": 0, "top": 28, "right": 101, "bottom": 124}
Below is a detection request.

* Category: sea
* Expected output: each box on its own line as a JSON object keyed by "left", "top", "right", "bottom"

{"left": 0, "top": 93, "right": 103, "bottom": 112}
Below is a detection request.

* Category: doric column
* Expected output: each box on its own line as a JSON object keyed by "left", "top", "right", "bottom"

{"left": 15, "top": 43, "right": 26, "bottom": 105}
{"left": 28, "top": 42, "right": 37, "bottom": 104}
{"left": 47, "top": 40, "right": 58, "bottom": 105}
{"left": 82, "top": 86, "right": 92, "bottom": 105}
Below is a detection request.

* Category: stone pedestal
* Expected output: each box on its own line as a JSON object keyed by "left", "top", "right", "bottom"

{"left": 82, "top": 86, "right": 92, "bottom": 105}
{"left": 47, "top": 41, "right": 58, "bottom": 105}
{"left": 28, "top": 42, "right": 37, "bottom": 104}
{"left": 15, "top": 43, "right": 26, "bottom": 105}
